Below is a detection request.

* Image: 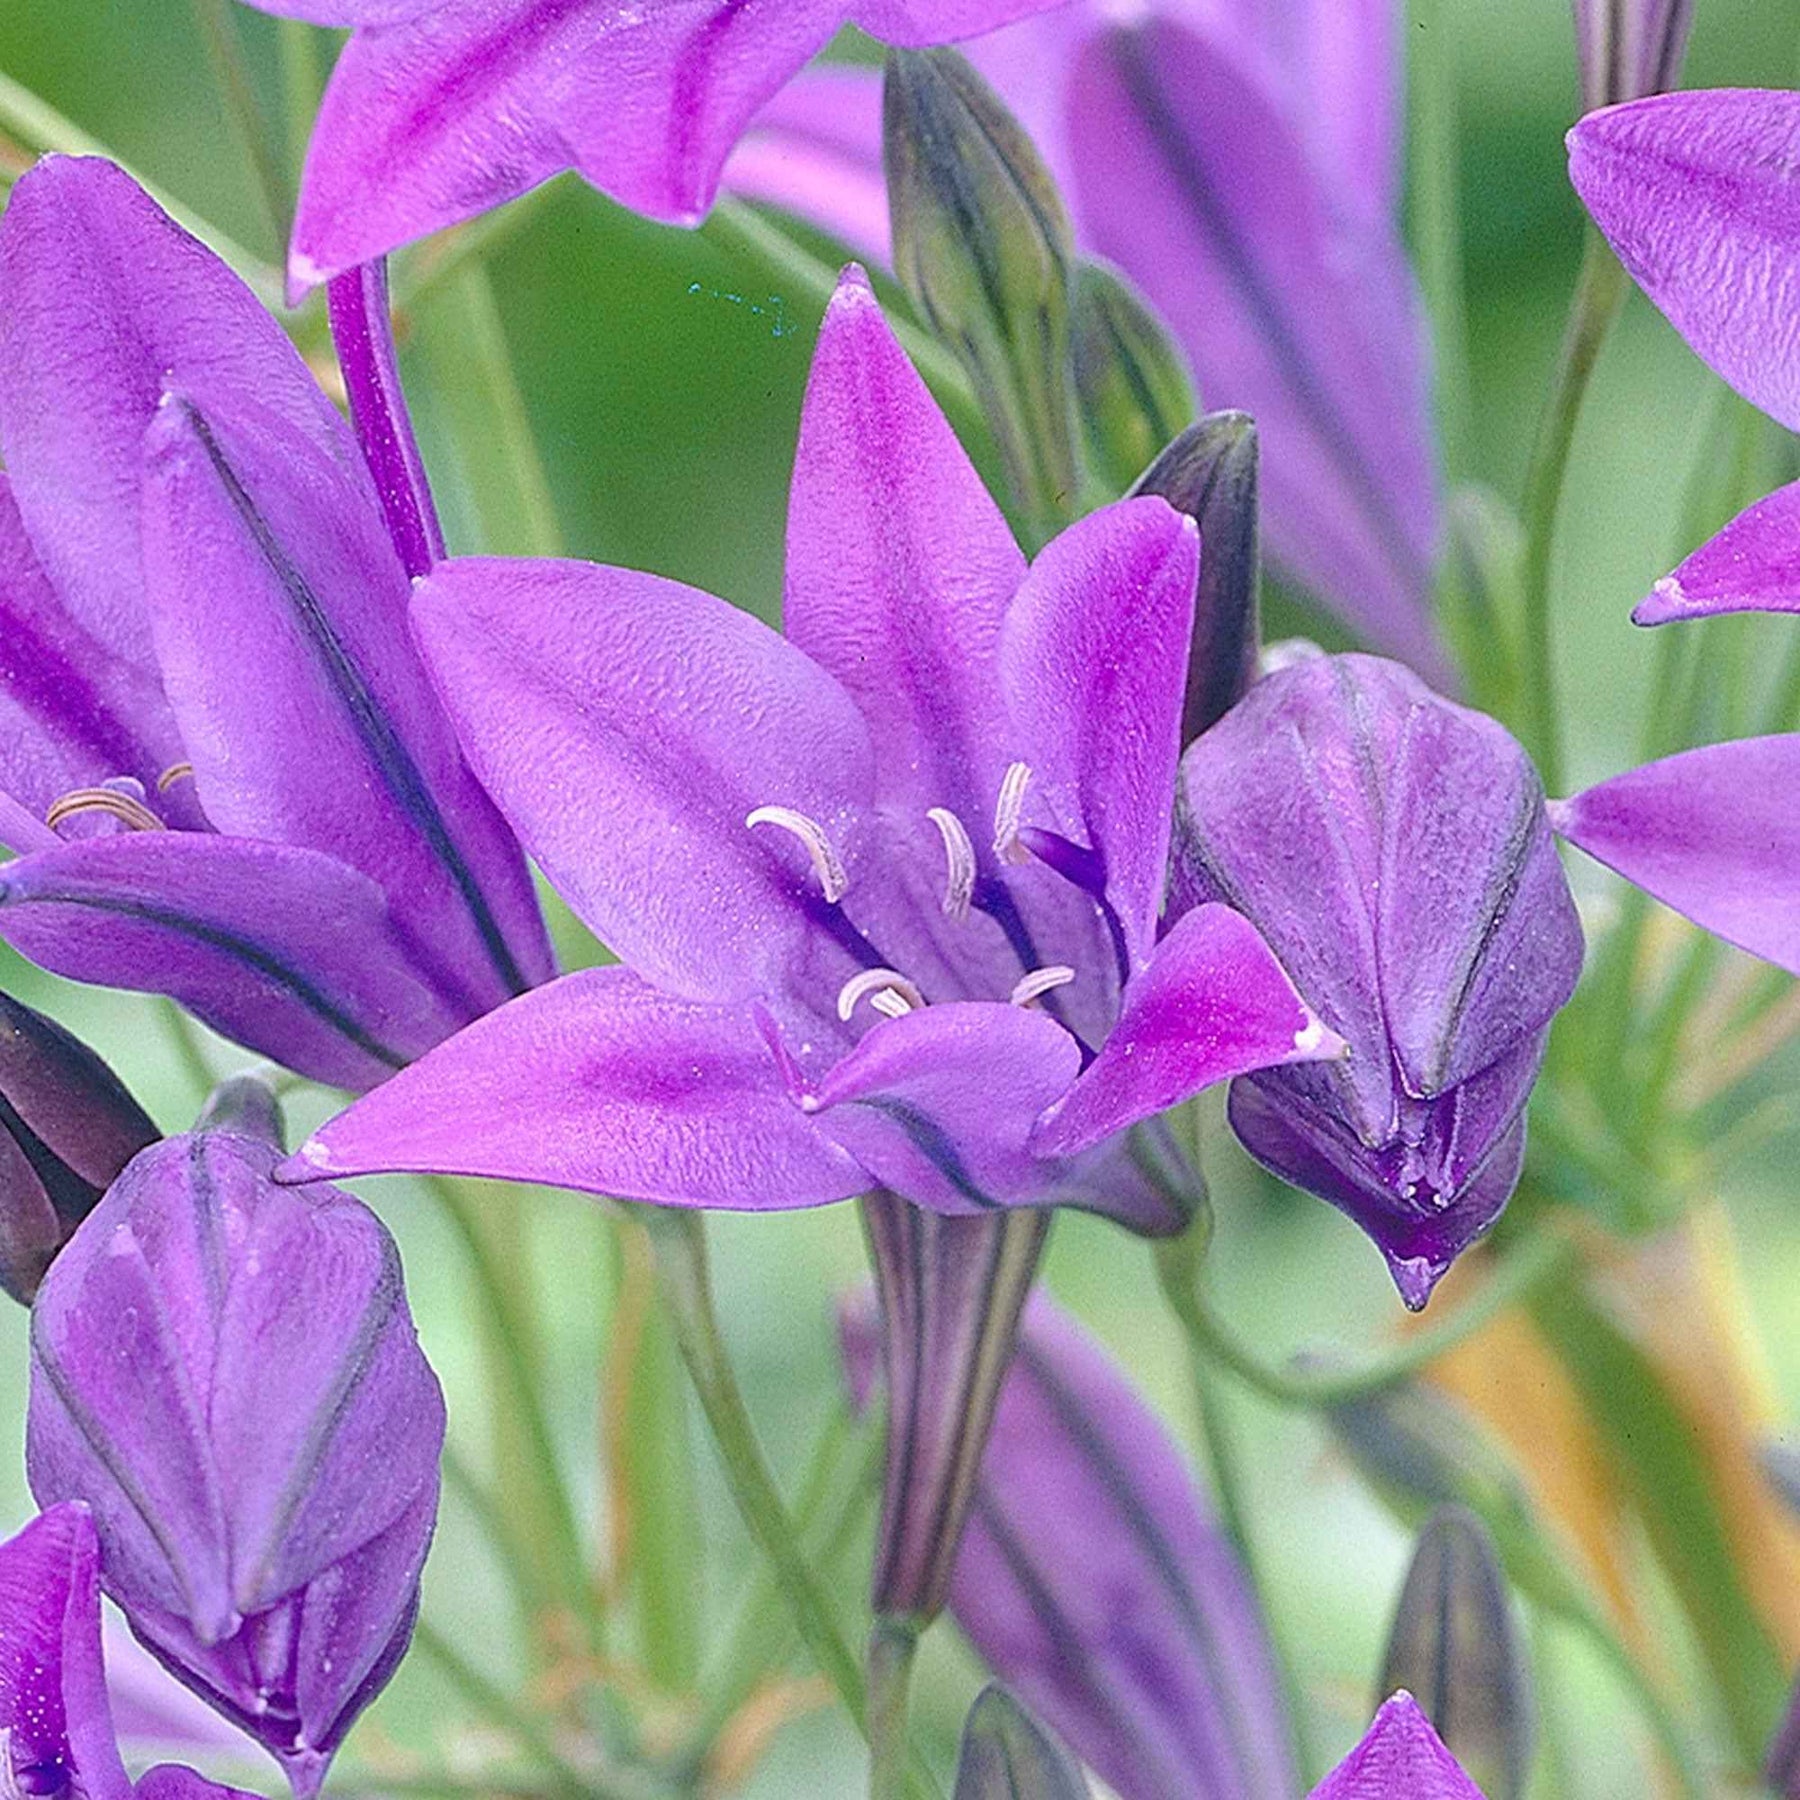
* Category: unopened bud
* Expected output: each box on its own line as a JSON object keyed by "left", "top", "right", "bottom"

{"left": 955, "top": 1686, "right": 1092, "bottom": 1800}
{"left": 0, "top": 991, "right": 158, "bottom": 1304}
{"left": 1380, "top": 1506, "right": 1533, "bottom": 1800}
{"left": 1768, "top": 1670, "right": 1800, "bottom": 1799}
{"left": 884, "top": 48, "right": 1080, "bottom": 540}
{"left": 1137, "top": 412, "right": 1261, "bottom": 741}
{"left": 1573, "top": 0, "right": 1694, "bottom": 109}
{"left": 1764, "top": 1440, "right": 1800, "bottom": 1518}
{"left": 1071, "top": 259, "right": 1195, "bottom": 496}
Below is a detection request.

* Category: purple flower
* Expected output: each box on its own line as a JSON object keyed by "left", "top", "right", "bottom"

{"left": 1173, "top": 653, "right": 1585, "bottom": 1309}
{"left": 0, "top": 990, "right": 159, "bottom": 1305}
{"left": 27, "top": 1081, "right": 444, "bottom": 1797}
{"left": 1308, "top": 1692, "right": 1488, "bottom": 1800}
{"left": 286, "top": 264, "right": 1340, "bottom": 1226}
{"left": 1569, "top": 90, "right": 1800, "bottom": 623}
{"left": 231, "top": 0, "right": 1072, "bottom": 294}
{"left": 0, "top": 156, "right": 552, "bottom": 1091}
{"left": 725, "top": 2, "right": 1446, "bottom": 676}
{"left": 0, "top": 1503, "right": 257, "bottom": 1800}
{"left": 1571, "top": 0, "right": 1693, "bottom": 109}
{"left": 843, "top": 1293, "right": 1297, "bottom": 1800}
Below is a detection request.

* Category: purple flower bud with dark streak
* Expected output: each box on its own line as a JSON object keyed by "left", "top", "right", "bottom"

{"left": 0, "top": 990, "right": 157, "bottom": 1305}
{"left": 1173, "top": 653, "right": 1584, "bottom": 1308}
{"left": 26, "top": 1078, "right": 444, "bottom": 1797}
{"left": 1309, "top": 1692, "right": 1488, "bottom": 1799}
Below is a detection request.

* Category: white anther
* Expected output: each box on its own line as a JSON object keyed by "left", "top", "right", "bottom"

{"left": 926, "top": 806, "right": 977, "bottom": 922}
{"left": 746, "top": 804, "right": 848, "bottom": 903}
{"left": 45, "top": 785, "right": 166, "bottom": 835}
{"left": 993, "top": 761, "right": 1034, "bottom": 866}
{"left": 837, "top": 968, "right": 926, "bottom": 1022}
{"left": 1009, "top": 965, "right": 1076, "bottom": 1008}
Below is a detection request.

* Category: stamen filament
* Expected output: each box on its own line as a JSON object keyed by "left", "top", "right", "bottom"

{"left": 926, "top": 806, "right": 977, "bottom": 922}
{"left": 45, "top": 787, "right": 166, "bottom": 835}
{"left": 837, "top": 968, "right": 926, "bottom": 1022}
{"left": 746, "top": 804, "right": 849, "bottom": 903}
{"left": 157, "top": 761, "right": 196, "bottom": 792}
{"left": 993, "top": 762, "right": 1034, "bottom": 866}
{"left": 1009, "top": 966, "right": 1076, "bottom": 1008}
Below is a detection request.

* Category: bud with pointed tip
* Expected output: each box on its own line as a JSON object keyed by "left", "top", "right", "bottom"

{"left": 26, "top": 1079, "right": 444, "bottom": 1797}
{"left": 1136, "top": 412, "right": 1261, "bottom": 742}
{"left": 1380, "top": 1507, "right": 1532, "bottom": 1800}
{"left": 1572, "top": 0, "right": 1693, "bottom": 110}
{"left": 1071, "top": 259, "right": 1196, "bottom": 496}
{"left": 1309, "top": 1692, "right": 1487, "bottom": 1799}
{"left": 955, "top": 1685, "right": 1092, "bottom": 1800}
{"left": 0, "top": 990, "right": 158, "bottom": 1305}
{"left": 885, "top": 48, "right": 1081, "bottom": 541}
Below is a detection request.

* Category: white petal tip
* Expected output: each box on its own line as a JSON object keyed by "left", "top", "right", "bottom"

{"left": 1293, "top": 1016, "right": 1347, "bottom": 1060}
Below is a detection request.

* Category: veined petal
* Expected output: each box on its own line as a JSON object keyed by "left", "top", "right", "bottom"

{"left": 1550, "top": 737, "right": 1800, "bottom": 974}
{"left": 812, "top": 1003, "right": 1082, "bottom": 1215}
{"left": 999, "top": 498, "right": 1197, "bottom": 964}
{"left": 1569, "top": 90, "right": 1800, "bottom": 432}
{"left": 287, "top": 967, "right": 868, "bottom": 1210}
{"left": 289, "top": 0, "right": 852, "bottom": 286}
{"left": 1307, "top": 1692, "right": 1486, "bottom": 1800}
{"left": 1635, "top": 478, "right": 1800, "bottom": 623}
{"left": 851, "top": 0, "right": 1074, "bottom": 44}
{"left": 1033, "top": 904, "right": 1341, "bottom": 1163}
{"left": 141, "top": 392, "right": 550, "bottom": 1017}
{"left": 412, "top": 556, "right": 876, "bottom": 1006}
{"left": 0, "top": 834, "right": 468, "bottom": 1092}
{"left": 786, "top": 265, "right": 1026, "bottom": 826}
{"left": 1066, "top": 22, "right": 1443, "bottom": 675}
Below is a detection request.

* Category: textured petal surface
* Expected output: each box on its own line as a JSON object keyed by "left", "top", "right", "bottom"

{"left": 289, "top": 966, "right": 868, "bottom": 1210}
{"left": 1034, "top": 904, "right": 1338, "bottom": 1161}
{"left": 413, "top": 556, "right": 876, "bottom": 1007}
{"left": 1635, "top": 477, "right": 1800, "bottom": 623}
{"left": 133, "top": 1767, "right": 262, "bottom": 1800}
{"left": 852, "top": 0, "right": 1070, "bottom": 42}
{"left": 1570, "top": 90, "right": 1800, "bottom": 432}
{"left": 0, "top": 834, "right": 467, "bottom": 1091}
{"left": 1550, "top": 737, "right": 1800, "bottom": 974}
{"left": 1308, "top": 1692, "right": 1487, "bottom": 1800}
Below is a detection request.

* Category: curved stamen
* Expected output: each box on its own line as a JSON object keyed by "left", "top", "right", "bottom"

{"left": 992, "top": 762, "right": 1034, "bottom": 865}
{"left": 926, "top": 806, "right": 977, "bottom": 922}
{"left": 837, "top": 968, "right": 926, "bottom": 1023}
{"left": 746, "top": 804, "right": 849, "bottom": 903}
{"left": 45, "top": 786, "right": 166, "bottom": 835}
{"left": 157, "top": 761, "right": 196, "bottom": 793}
{"left": 1009, "top": 965, "right": 1076, "bottom": 1009}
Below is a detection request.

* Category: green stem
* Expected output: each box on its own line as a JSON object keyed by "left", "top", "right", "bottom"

{"left": 1158, "top": 1226, "right": 1577, "bottom": 1409}
{"left": 191, "top": 0, "right": 291, "bottom": 249}
{"left": 1517, "top": 226, "right": 1630, "bottom": 792}
{"left": 866, "top": 1617, "right": 921, "bottom": 1800}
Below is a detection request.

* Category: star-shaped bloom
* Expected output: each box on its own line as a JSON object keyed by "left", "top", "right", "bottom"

{"left": 289, "top": 264, "right": 1341, "bottom": 1225}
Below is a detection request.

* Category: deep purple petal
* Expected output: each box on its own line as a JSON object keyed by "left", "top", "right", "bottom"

{"left": 810, "top": 1003, "right": 1081, "bottom": 1214}
{"left": 288, "top": 966, "right": 868, "bottom": 1209}
{"left": 1550, "top": 737, "right": 1800, "bottom": 974}
{"left": 1634, "top": 478, "right": 1800, "bottom": 624}
{"left": 1307, "top": 1692, "right": 1487, "bottom": 1800}
{"left": 999, "top": 497, "right": 1196, "bottom": 963}
{"left": 0, "top": 1505, "right": 132, "bottom": 1800}
{"left": 1569, "top": 90, "right": 1800, "bottom": 432}
{"left": 412, "top": 555, "right": 876, "bottom": 1008}
{"left": 133, "top": 1766, "right": 261, "bottom": 1800}
{"left": 0, "top": 833, "right": 468, "bottom": 1091}
{"left": 1033, "top": 903, "right": 1341, "bottom": 1162}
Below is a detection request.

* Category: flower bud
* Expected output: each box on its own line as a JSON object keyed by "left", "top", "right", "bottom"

{"left": 0, "top": 990, "right": 158, "bottom": 1305}
{"left": 1308, "top": 1692, "right": 1486, "bottom": 1800}
{"left": 1379, "top": 1507, "right": 1532, "bottom": 1800}
{"left": 1071, "top": 258, "right": 1195, "bottom": 497}
{"left": 1572, "top": 0, "right": 1694, "bottom": 110}
{"left": 1768, "top": 1670, "right": 1800, "bottom": 1798}
{"left": 884, "top": 48, "right": 1080, "bottom": 540}
{"left": 1136, "top": 412, "right": 1261, "bottom": 742}
{"left": 26, "top": 1080, "right": 444, "bottom": 1797}
{"left": 955, "top": 1685, "right": 1092, "bottom": 1800}
{"left": 1174, "top": 654, "right": 1584, "bottom": 1307}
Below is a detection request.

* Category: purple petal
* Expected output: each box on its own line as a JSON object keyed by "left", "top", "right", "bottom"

{"left": 236, "top": 0, "right": 441, "bottom": 21}
{"left": 1569, "top": 90, "right": 1800, "bottom": 432}
{"left": 999, "top": 497, "right": 1196, "bottom": 963}
{"left": 786, "top": 265, "right": 1025, "bottom": 826}
{"left": 724, "top": 69, "right": 891, "bottom": 264}
{"left": 1065, "top": 21, "right": 1443, "bottom": 674}
{"left": 141, "top": 390, "right": 550, "bottom": 1020}
{"left": 133, "top": 1767, "right": 261, "bottom": 1800}
{"left": 1550, "top": 737, "right": 1800, "bottom": 974}
{"left": 1572, "top": 0, "right": 1694, "bottom": 108}
{"left": 810, "top": 1003, "right": 1081, "bottom": 1214}
{"left": 1034, "top": 903, "right": 1341, "bottom": 1163}
{"left": 1307, "top": 1692, "right": 1486, "bottom": 1800}
{"left": 1634, "top": 477, "right": 1800, "bottom": 624}
{"left": 850, "top": 0, "right": 1073, "bottom": 43}
{"left": 1284, "top": 0, "right": 1403, "bottom": 224}
{"left": 412, "top": 555, "right": 876, "bottom": 1008}
{"left": 287, "top": 966, "right": 868, "bottom": 1210}
{"left": 0, "top": 833, "right": 469, "bottom": 1091}
{"left": 0, "top": 1505, "right": 133, "bottom": 1800}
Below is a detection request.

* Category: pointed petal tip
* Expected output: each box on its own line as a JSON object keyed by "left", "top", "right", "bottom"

{"left": 1632, "top": 573, "right": 1687, "bottom": 625}
{"left": 1388, "top": 1256, "right": 1445, "bottom": 1312}
{"left": 830, "top": 261, "right": 879, "bottom": 308}
{"left": 277, "top": 1140, "right": 337, "bottom": 1185}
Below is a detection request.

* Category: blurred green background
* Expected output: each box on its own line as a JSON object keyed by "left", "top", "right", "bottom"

{"left": 5, "top": 2, "right": 1800, "bottom": 1795}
